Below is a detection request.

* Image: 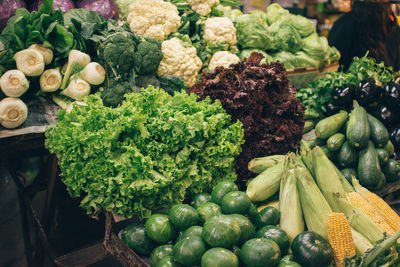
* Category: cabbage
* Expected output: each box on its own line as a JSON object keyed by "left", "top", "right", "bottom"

{"left": 286, "top": 14, "right": 315, "bottom": 38}
{"left": 301, "top": 33, "right": 328, "bottom": 60}
{"left": 0, "top": 0, "right": 27, "bottom": 32}
{"left": 272, "top": 22, "right": 303, "bottom": 53}
{"left": 235, "top": 14, "right": 273, "bottom": 51}
{"left": 76, "top": 0, "right": 119, "bottom": 20}
{"left": 113, "top": 0, "right": 136, "bottom": 20}
{"left": 30, "top": 0, "right": 75, "bottom": 13}
{"left": 328, "top": 46, "right": 341, "bottom": 63}
{"left": 266, "top": 3, "right": 288, "bottom": 25}
{"left": 239, "top": 49, "right": 272, "bottom": 64}
{"left": 295, "top": 51, "right": 320, "bottom": 68}
{"left": 248, "top": 10, "right": 268, "bottom": 23}
{"left": 270, "top": 51, "right": 298, "bottom": 70}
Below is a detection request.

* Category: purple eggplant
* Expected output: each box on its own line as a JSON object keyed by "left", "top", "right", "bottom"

{"left": 355, "top": 78, "right": 383, "bottom": 106}
{"left": 383, "top": 81, "right": 400, "bottom": 110}
{"left": 0, "top": 0, "right": 27, "bottom": 32}
{"left": 374, "top": 103, "right": 394, "bottom": 127}
{"left": 332, "top": 84, "right": 355, "bottom": 109}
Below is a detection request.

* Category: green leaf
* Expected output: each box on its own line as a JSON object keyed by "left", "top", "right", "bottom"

{"left": 45, "top": 23, "right": 74, "bottom": 53}
{"left": 38, "top": 0, "right": 54, "bottom": 15}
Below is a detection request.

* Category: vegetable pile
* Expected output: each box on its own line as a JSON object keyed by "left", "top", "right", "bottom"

{"left": 45, "top": 86, "right": 244, "bottom": 218}
{"left": 305, "top": 101, "right": 400, "bottom": 190}
{"left": 245, "top": 149, "right": 400, "bottom": 267}
{"left": 188, "top": 53, "right": 305, "bottom": 180}
{"left": 120, "top": 179, "right": 320, "bottom": 267}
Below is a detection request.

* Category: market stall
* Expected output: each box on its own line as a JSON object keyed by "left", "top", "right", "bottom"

{"left": 1, "top": 0, "right": 400, "bottom": 266}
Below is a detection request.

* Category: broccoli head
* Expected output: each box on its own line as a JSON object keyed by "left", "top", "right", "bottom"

{"left": 101, "top": 75, "right": 138, "bottom": 107}
{"left": 100, "top": 32, "right": 137, "bottom": 78}
{"left": 133, "top": 37, "right": 163, "bottom": 75}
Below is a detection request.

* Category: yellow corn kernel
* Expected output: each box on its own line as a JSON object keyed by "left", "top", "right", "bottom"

{"left": 327, "top": 212, "right": 356, "bottom": 267}
{"left": 361, "top": 189, "right": 400, "bottom": 231}
{"left": 348, "top": 192, "right": 395, "bottom": 235}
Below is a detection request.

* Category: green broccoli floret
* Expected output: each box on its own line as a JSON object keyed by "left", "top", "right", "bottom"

{"left": 133, "top": 38, "right": 163, "bottom": 75}
{"left": 100, "top": 32, "right": 137, "bottom": 78}
{"left": 101, "top": 75, "right": 138, "bottom": 107}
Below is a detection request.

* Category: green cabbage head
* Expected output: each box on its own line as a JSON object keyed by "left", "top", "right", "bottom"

{"left": 235, "top": 13, "right": 273, "bottom": 50}
{"left": 272, "top": 22, "right": 303, "bottom": 53}
{"left": 266, "top": 3, "right": 288, "bottom": 25}
{"left": 301, "top": 33, "right": 328, "bottom": 59}
{"left": 286, "top": 14, "right": 315, "bottom": 38}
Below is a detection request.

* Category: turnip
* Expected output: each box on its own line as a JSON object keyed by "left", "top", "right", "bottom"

{"left": 40, "top": 69, "right": 62, "bottom": 92}
{"left": 28, "top": 44, "right": 53, "bottom": 65}
{"left": 80, "top": 62, "right": 106, "bottom": 85}
{"left": 60, "top": 50, "right": 91, "bottom": 89}
{"left": 14, "top": 48, "right": 45, "bottom": 76}
{"left": 62, "top": 79, "right": 91, "bottom": 100}
{"left": 0, "top": 70, "right": 29, "bottom": 97}
{"left": 0, "top": 97, "right": 28, "bottom": 129}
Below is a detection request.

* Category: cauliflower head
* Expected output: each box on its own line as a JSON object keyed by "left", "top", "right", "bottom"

{"left": 203, "top": 17, "right": 237, "bottom": 45}
{"left": 208, "top": 51, "right": 240, "bottom": 71}
{"left": 158, "top": 38, "right": 202, "bottom": 87}
{"left": 127, "top": 0, "right": 181, "bottom": 41}
{"left": 188, "top": 0, "right": 220, "bottom": 16}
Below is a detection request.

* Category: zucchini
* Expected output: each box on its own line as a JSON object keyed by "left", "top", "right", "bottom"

{"left": 382, "top": 159, "right": 400, "bottom": 182}
{"left": 358, "top": 141, "right": 383, "bottom": 189}
{"left": 321, "top": 146, "right": 336, "bottom": 162}
{"left": 315, "top": 110, "right": 348, "bottom": 139}
{"left": 346, "top": 101, "right": 370, "bottom": 149}
{"left": 304, "top": 109, "right": 320, "bottom": 120}
{"left": 367, "top": 114, "right": 389, "bottom": 148}
{"left": 384, "top": 140, "right": 395, "bottom": 156}
{"left": 337, "top": 141, "right": 358, "bottom": 168}
{"left": 327, "top": 133, "right": 345, "bottom": 152}
{"left": 376, "top": 148, "right": 389, "bottom": 166}
{"left": 302, "top": 120, "right": 314, "bottom": 134}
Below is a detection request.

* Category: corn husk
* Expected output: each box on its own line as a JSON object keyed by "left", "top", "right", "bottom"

{"left": 248, "top": 154, "right": 286, "bottom": 174}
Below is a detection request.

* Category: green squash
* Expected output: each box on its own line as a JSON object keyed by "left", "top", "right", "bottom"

{"left": 229, "top": 214, "right": 256, "bottom": 245}
{"left": 197, "top": 202, "right": 222, "bottom": 224}
{"left": 191, "top": 193, "right": 212, "bottom": 209}
{"left": 248, "top": 203, "right": 258, "bottom": 218}
{"left": 201, "top": 248, "right": 239, "bottom": 267}
{"left": 157, "top": 256, "right": 183, "bottom": 267}
{"left": 256, "top": 225, "right": 290, "bottom": 255}
{"left": 173, "top": 236, "right": 207, "bottom": 266}
{"left": 202, "top": 214, "right": 241, "bottom": 248}
{"left": 211, "top": 180, "right": 238, "bottom": 205}
{"left": 277, "top": 261, "right": 301, "bottom": 267}
{"left": 181, "top": 225, "right": 203, "bottom": 239}
{"left": 120, "top": 224, "right": 155, "bottom": 256}
{"left": 150, "top": 245, "right": 174, "bottom": 267}
{"left": 169, "top": 204, "right": 200, "bottom": 230}
{"left": 291, "top": 231, "right": 333, "bottom": 267}
{"left": 280, "top": 255, "right": 294, "bottom": 263}
{"left": 231, "top": 245, "right": 241, "bottom": 257}
{"left": 145, "top": 214, "right": 176, "bottom": 244}
{"left": 221, "top": 191, "right": 251, "bottom": 215}
{"left": 254, "top": 206, "right": 280, "bottom": 229}
{"left": 239, "top": 238, "right": 281, "bottom": 267}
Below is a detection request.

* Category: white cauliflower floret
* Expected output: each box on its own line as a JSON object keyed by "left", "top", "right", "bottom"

{"left": 127, "top": 0, "right": 181, "bottom": 41}
{"left": 208, "top": 51, "right": 240, "bottom": 71}
{"left": 188, "top": 0, "right": 220, "bottom": 16}
{"left": 203, "top": 17, "right": 237, "bottom": 45}
{"left": 158, "top": 38, "right": 203, "bottom": 87}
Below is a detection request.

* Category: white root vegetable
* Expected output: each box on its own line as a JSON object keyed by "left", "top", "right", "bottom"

{"left": 0, "top": 97, "right": 28, "bottom": 129}
{"left": 60, "top": 50, "right": 91, "bottom": 89}
{"left": 61, "top": 78, "right": 91, "bottom": 100}
{"left": 28, "top": 44, "right": 53, "bottom": 65}
{"left": 40, "top": 69, "right": 62, "bottom": 92}
{"left": 14, "top": 48, "right": 45, "bottom": 76}
{"left": 80, "top": 62, "right": 105, "bottom": 85}
{"left": 0, "top": 70, "right": 29, "bottom": 97}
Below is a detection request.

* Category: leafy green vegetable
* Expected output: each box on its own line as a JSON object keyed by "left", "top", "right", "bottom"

{"left": 101, "top": 74, "right": 137, "bottom": 107}
{"left": 235, "top": 13, "right": 273, "bottom": 51}
{"left": 270, "top": 51, "right": 298, "bottom": 70}
{"left": 265, "top": 3, "right": 288, "bottom": 25}
{"left": 272, "top": 22, "right": 303, "bottom": 53}
{"left": 286, "top": 14, "right": 315, "bottom": 38}
{"left": 158, "top": 76, "right": 186, "bottom": 95}
{"left": 295, "top": 51, "right": 320, "bottom": 68}
{"left": 301, "top": 33, "right": 328, "bottom": 60}
{"left": 45, "top": 86, "right": 244, "bottom": 218}
{"left": 0, "top": 0, "right": 75, "bottom": 68}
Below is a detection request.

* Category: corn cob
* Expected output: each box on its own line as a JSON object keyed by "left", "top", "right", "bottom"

{"left": 246, "top": 161, "right": 285, "bottom": 202}
{"left": 348, "top": 192, "right": 395, "bottom": 234}
{"left": 352, "top": 178, "right": 400, "bottom": 232}
{"left": 327, "top": 212, "right": 356, "bottom": 267}
{"left": 280, "top": 154, "right": 304, "bottom": 241}
{"left": 248, "top": 155, "right": 286, "bottom": 174}
{"left": 361, "top": 189, "right": 400, "bottom": 231}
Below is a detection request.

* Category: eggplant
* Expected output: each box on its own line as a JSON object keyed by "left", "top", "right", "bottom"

{"left": 331, "top": 84, "right": 355, "bottom": 108}
{"left": 383, "top": 82, "right": 400, "bottom": 109}
{"left": 374, "top": 104, "right": 394, "bottom": 127}
{"left": 355, "top": 78, "right": 383, "bottom": 106}
{"left": 390, "top": 125, "right": 400, "bottom": 151}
